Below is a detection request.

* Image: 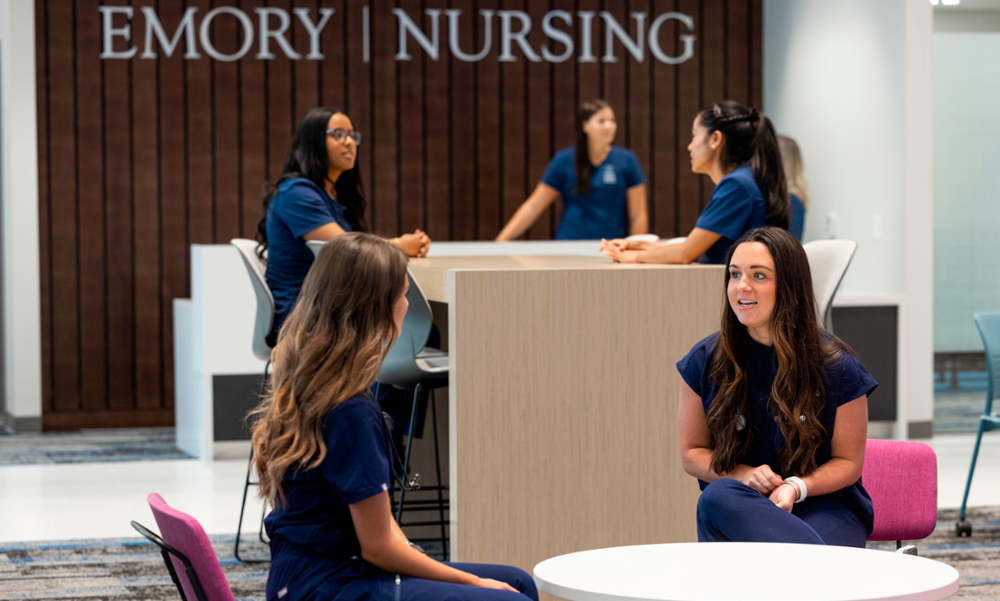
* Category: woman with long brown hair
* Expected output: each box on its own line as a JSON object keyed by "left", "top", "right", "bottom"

{"left": 251, "top": 233, "right": 537, "bottom": 601}
{"left": 676, "top": 227, "right": 875, "bottom": 546}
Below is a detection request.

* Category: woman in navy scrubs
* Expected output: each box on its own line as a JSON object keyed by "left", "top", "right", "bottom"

{"left": 250, "top": 233, "right": 539, "bottom": 601}
{"left": 600, "top": 101, "right": 789, "bottom": 264}
{"left": 257, "top": 107, "right": 431, "bottom": 343}
{"left": 779, "top": 135, "right": 809, "bottom": 241}
{"left": 495, "top": 99, "right": 648, "bottom": 241}
{"left": 676, "top": 227, "right": 875, "bottom": 546}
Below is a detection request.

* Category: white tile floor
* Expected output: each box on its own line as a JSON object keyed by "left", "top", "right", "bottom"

{"left": 1, "top": 433, "right": 998, "bottom": 544}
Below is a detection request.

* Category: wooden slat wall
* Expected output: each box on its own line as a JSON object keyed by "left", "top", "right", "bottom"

{"left": 36, "top": 0, "right": 761, "bottom": 428}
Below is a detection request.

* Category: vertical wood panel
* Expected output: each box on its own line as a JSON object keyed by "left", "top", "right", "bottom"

{"left": 500, "top": 0, "right": 526, "bottom": 230}
{"left": 397, "top": 0, "right": 425, "bottom": 234}
{"left": 675, "top": 0, "right": 701, "bottom": 234}
{"left": 47, "top": 0, "right": 80, "bottom": 413}
{"left": 36, "top": 0, "right": 52, "bottom": 412}
{"left": 76, "top": 0, "right": 108, "bottom": 411}
{"left": 105, "top": 40, "right": 135, "bottom": 411}
{"left": 37, "top": 0, "right": 762, "bottom": 427}
{"left": 424, "top": 3, "right": 451, "bottom": 240}
{"left": 132, "top": 2, "right": 162, "bottom": 410}
{"left": 448, "top": 0, "right": 476, "bottom": 241}
{"left": 475, "top": 7, "right": 500, "bottom": 239}
{"left": 371, "top": 0, "right": 399, "bottom": 236}
{"left": 158, "top": 1, "right": 190, "bottom": 416}
{"left": 525, "top": 0, "right": 553, "bottom": 240}
{"left": 240, "top": 0, "right": 268, "bottom": 243}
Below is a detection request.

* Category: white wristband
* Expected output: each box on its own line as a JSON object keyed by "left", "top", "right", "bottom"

{"left": 784, "top": 476, "right": 807, "bottom": 503}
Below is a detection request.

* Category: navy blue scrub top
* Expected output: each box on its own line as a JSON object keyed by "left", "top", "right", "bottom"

{"left": 540, "top": 146, "right": 646, "bottom": 240}
{"left": 694, "top": 164, "right": 767, "bottom": 264}
{"left": 790, "top": 194, "right": 806, "bottom": 241}
{"left": 676, "top": 332, "right": 877, "bottom": 535}
{"left": 264, "top": 394, "right": 395, "bottom": 601}
{"left": 265, "top": 177, "right": 353, "bottom": 338}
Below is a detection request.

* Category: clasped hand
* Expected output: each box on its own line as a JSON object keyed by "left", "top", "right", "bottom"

{"left": 599, "top": 238, "right": 653, "bottom": 263}
{"left": 737, "top": 464, "right": 795, "bottom": 512}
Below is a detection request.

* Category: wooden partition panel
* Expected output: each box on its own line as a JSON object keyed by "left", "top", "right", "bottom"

{"left": 36, "top": 1, "right": 760, "bottom": 427}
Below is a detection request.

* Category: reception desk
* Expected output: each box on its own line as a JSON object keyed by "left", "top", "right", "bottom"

{"left": 406, "top": 254, "right": 722, "bottom": 574}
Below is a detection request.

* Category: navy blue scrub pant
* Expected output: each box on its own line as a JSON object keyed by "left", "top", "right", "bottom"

{"left": 696, "top": 479, "right": 868, "bottom": 547}
{"left": 381, "top": 562, "right": 538, "bottom": 601}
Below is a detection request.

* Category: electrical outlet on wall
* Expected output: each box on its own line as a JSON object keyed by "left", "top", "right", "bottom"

{"left": 826, "top": 212, "right": 838, "bottom": 239}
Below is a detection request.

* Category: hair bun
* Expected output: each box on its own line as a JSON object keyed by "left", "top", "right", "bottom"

{"left": 749, "top": 108, "right": 760, "bottom": 123}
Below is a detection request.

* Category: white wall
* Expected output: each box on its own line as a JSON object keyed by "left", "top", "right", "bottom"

{"left": 764, "top": 0, "right": 934, "bottom": 437}
{"left": 933, "top": 33, "right": 1000, "bottom": 352}
{"left": 0, "top": 0, "right": 41, "bottom": 429}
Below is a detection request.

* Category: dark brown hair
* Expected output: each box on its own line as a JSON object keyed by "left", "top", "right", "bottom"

{"left": 250, "top": 233, "right": 408, "bottom": 506}
{"left": 574, "top": 99, "right": 612, "bottom": 195}
{"left": 697, "top": 101, "right": 790, "bottom": 230}
{"left": 256, "top": 107, "right": 368, "bottom": 260}
{"left": 706, "top": 227, "right": 852, "bottom": 478}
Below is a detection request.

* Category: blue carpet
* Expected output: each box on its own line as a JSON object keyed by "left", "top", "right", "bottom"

{"left": 0, "top": 428, "right": 193, "bottom": 465}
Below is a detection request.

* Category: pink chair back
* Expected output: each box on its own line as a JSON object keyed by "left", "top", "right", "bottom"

{"left": 148, "top": 492, "right": 236, "bottom": 601}
{"left": 862, "top": 439, "right": 938, "bottom": 542}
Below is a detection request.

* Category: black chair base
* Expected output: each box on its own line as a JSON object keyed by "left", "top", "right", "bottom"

{"left": 235, "top": 362, "right": 271, "bottom": 564}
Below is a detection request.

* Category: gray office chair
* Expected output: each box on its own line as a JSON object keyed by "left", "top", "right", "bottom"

{"left": 380, "top": 269, "right": 449, "bottom": 557}
{"left": 803, "top": 240, "right": 857, "bottom": 331}
{"left": 229, "top": 238, "right": 275, "bottom": 563}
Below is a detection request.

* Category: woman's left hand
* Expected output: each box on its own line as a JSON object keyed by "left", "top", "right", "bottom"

{"left": 768, "top": 483, "right": 796, "bottom": 512}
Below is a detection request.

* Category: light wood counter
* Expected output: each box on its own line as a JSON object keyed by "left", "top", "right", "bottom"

{"left": 407, "top": 255, "right": 724, "bottom": 578}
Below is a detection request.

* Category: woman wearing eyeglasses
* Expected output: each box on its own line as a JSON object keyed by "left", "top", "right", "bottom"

{"left": 257, "top": 107, "right": 431, "bottom": 343}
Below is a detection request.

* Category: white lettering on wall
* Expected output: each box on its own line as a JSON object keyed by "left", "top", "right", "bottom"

{"left": 98, "top": 5, "right": 698, "bottom": 65}
{"left": 141, "top": 6, "right": 199, "bottom": 59}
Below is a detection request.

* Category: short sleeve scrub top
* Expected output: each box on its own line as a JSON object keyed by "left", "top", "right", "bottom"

{"left": 540, "top": 146, "right": 646, "bottom": 240}
{"left": 676, "top": 332, "right": 877, "bottom": 538}
{"left": 263, "top": 395, "right": 398, "bottom": 601}
{"left": 265, "top": 178, "right": 353, "bottom": 339}
{"left": 694, "top": 164, "right": 767, "bottom": 264}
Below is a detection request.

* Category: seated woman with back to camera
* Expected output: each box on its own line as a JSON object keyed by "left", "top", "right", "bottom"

{"left": 676, "top": 227, "right": 876, "bottom": 546}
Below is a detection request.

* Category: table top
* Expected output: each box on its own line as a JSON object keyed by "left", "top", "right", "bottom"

{"left": 532, "top": 543, "right": 960, "bottom": 601}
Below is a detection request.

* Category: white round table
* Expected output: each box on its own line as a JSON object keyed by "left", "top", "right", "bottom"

{"left": 533, "top": 543, "right": 960, "bottom": 601}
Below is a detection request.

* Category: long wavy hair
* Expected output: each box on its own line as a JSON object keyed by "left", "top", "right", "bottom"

{"left": 256, "top": 107, "right": 368, "bottom": 260}
{"left": 705, "top": 227, "right": 852, "bottom": 478}
{"left": 698, "top": 101, "right": 790, "bottom": 230}
{"left": 574, "top": 99, "right": 612, "bottom": 195}
{"left": 778, "top": 135, "right": 810, "bottom": 210}
{"left": 249, "top": 233, "right": 408, "bottom": 506}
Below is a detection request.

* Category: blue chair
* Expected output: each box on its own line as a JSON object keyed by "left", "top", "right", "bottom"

{"left": 955, "top": 311, "right": 1000, "bottom": 536}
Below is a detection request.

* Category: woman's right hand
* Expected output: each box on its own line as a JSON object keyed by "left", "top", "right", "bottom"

{"left": 396, "top": 230, "right": 431, "bottom": 257}
{"left": 473, "top": 577, "right": 518, "bottom": 592}
{"left": 599, "top": 238, "right": 655, "bottom": 253}
{"left": 734, "top": 464, "right": 784, "bottom": 495}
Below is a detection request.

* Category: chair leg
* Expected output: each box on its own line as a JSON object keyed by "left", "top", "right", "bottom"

{"left": 957, "top": 419, "right": 987, "bottom": 536}
{"left": 429, "top": 388, "right": 448, "bottom": 560}
{"left": 397, "top": 383, "right": 422, "bottom": 524}
{"left": 236, "top": 361, "right": 271, "bottom": 563}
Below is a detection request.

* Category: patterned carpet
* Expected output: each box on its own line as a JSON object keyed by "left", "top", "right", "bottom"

{"left": 0, "top": 428, "right": 192, "bottom": 465}
{"left": 1, "top": 509, "right": 997, "bottom": 600}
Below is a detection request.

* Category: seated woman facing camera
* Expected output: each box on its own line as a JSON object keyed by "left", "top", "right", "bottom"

{"left": 251, "top": 233, "right": 538, "bottom": 601}
{"left": 676, "top": 227, "right": 875, "bottom": 546}
{"left": 600, "top": 101, "right": 789, "bottom": 264}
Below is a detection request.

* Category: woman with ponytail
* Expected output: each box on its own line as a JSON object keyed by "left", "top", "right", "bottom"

{"left": 252, "top": 233, "right": 537, "bottom": 601}
{"left": 496, "top": 99, "right": 648, "bottom": 241}
{"left": 600, "top": 101, "right": 789, "bottom": 264}
{"left": 675, "top": 227, "right": 875, "bottom": 546}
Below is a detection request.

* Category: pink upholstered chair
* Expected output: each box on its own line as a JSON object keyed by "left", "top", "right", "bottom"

{"left": 130, "top": 493, "right": 236, "bottom": 601}
{"left": 862, "top": 439, "right": 938, "bottom": 552}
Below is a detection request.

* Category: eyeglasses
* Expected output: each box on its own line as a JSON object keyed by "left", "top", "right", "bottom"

{"left": 326, "top": 128, "right": 362, "bottom": 145}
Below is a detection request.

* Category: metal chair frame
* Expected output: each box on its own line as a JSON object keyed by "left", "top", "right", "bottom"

{"left": 956, "top": 311, "right": 1000, "bottom": 536}
{"left": 131, "top": 520, "right": 211, "bottom": 601}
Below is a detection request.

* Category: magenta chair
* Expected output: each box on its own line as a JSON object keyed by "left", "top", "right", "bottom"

{"left": 131, "top": 493, "right": 236, "bottom": 601}
{"left": 862, "top": 439, "right": 938, "bottom": 553}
